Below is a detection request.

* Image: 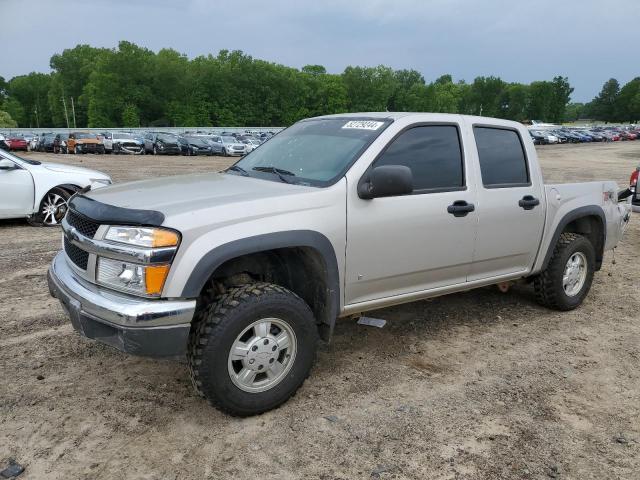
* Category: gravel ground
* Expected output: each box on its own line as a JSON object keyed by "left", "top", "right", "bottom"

{"left": 1, "top": 143, "right": 639, "bottom": 479}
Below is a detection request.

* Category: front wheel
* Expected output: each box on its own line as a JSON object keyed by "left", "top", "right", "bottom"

{"left": 534, "top": 233, "right": 595, "bottom": 311}
{"left": 188, "top": 283, "right": 318, "bottom": 416}
{"left": 29, "top": 187, "right": 72, "bottom": 227}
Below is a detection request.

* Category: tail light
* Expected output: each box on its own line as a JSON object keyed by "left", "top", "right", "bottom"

{"left": 630, "top": 168, "right": 639, "bottom": 192}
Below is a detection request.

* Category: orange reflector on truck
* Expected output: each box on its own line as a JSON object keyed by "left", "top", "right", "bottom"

{"left": 145, "top": 265, "right": 170, "bottom": 295}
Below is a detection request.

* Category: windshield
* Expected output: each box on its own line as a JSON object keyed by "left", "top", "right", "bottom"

{"left": 222, "top": 136, "right": 237, "bottom": 143}
{"left": 158, "top": 134, "right": 176, "bottom": 142}
{"left": 230, "top": 117, "right": 392, "bottom": 186}
{"left": 74, "top": 133, "right": 95, "bottom": 139}
{"left": 0, "top": 149, "right": 41, "bottom": 165}
{"left": 114, "top": 133, "right": 133, "bottom": 139}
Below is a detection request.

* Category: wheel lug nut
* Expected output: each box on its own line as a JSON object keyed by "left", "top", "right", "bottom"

{"left": 258, "top": 365, "right": 263, "bottom": 370}
{"left": 249, "top": 359, "right": 255, "bottom": 364}
{"left": 272, "top": 346, "right": 277, "bottom": 351}
{"left": 251, "top": 345, "right": 258, "bottom": 351}
{"left": 269, "top": 358, "right": 274, "bottom": 364}
{"left": 263, "top": 339, "right": 269, "bottom": 345}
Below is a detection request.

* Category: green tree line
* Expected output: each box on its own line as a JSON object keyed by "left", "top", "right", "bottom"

{"left": 0, "top": 40, "right": 618, "bottom": 129}
{"left": 581, "top": 78, "right": 640, "bottom": 123}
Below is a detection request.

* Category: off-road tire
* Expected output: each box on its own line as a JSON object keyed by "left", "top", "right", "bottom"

{"left": 188, "top": 282, "right": 318, "bottom": 416}
{"left": 534, "top": 232, "right": 595, "bottom": 311}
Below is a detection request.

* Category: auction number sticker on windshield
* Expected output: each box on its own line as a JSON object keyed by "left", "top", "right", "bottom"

{"left": 342, "top": 120, "right": 384, "bottom": 130}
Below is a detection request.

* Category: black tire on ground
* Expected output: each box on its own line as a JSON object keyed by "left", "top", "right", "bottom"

{"left": 533, "top": 232, "right": 595, "bottom": 311}
{"left": 188, "top": 282, "right": 319, "bottom": 416}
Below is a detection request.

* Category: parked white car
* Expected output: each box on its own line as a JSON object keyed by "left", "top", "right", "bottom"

{"left": 220, "top": 136, "right": 248, "bottom": 156}
{"left": 0, "top": 149, "right": 112, "bottom": 226}
{"left": 242, "top": 138, "right": 261, "bottom": 153}
{"left": 545, "top": 133, "right": 559, "bottom": 144}
{"left": 103, "top": 132, "right": 144, "bottom": 155}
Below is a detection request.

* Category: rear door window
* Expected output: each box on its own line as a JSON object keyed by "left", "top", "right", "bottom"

{"left": 474, "top": 127, "right": 529, "bottom": 188}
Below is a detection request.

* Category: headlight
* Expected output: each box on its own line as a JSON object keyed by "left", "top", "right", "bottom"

{"left": 104, "top": 226, "right": 179, "bottom": 248}
{"left": 97, "top": 257, "right": 169, "bottom": 296}
{"left": 90, "top": 178, "right": 112, "bottom": 189}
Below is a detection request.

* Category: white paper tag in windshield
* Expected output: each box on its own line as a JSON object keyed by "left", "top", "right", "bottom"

{"left": 342, "top": 120, "right": 384, "bottom": 130}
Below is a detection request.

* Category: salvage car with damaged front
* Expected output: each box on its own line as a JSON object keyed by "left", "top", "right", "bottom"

{"left": 48, "top": 113, "right": 631, "bottom": 416}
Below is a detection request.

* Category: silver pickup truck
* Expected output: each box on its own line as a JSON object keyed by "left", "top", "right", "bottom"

{"left": 48, "top": 113, "right": 631, "bottom": 416}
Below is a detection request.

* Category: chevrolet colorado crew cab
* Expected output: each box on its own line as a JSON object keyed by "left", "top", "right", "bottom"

{"left": 48, "top": 113, "right": 631, "bottom": 416}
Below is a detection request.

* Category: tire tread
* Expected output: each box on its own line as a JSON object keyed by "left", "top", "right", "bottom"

{"left": 534, "top": 232, "right": 594, "bottom": 311}
{"left": 187, "top": 282, "right": 315, "bottom": 416}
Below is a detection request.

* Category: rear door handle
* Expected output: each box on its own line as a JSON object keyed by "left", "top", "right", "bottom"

{"left": 518, "top": 195, "right": 540, "bottom": 210}
{"left": 447, "top": 200, "right": 475, "bottom": 217}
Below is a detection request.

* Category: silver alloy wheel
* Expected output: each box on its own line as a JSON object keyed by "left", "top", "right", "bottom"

{"left": 563, "top": 252, "right": 587, "bottom": 297}
{"left": 41, "top": 192, "right": 67, "bottom": 225}
{"left": 227, "top": 317, "right": 297, "bottom": 393}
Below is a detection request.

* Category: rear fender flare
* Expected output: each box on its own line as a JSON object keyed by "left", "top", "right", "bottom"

{"left": 540, "top": 205, "right": 606, "bottom": 271}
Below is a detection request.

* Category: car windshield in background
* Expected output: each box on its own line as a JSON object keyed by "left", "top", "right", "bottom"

{"left": 158, "top": 134, "right": 176, "bottom": 142}
{"left": 230, "top": 118, "right": 392, "bottom": 186}
{"left": 0, "top": 149, "right": 41, "bottom": 165}
{"left": 114, "top": 133, "right": 133, "bottom": 139}
{"left": 222, "top": 136, "right": 237, "bottom": 143}
{"left": 75, "top": 133, "right": 95, "bottom": 139}
{"left": 187, "top": 137, "right": 208, "bottom": 146}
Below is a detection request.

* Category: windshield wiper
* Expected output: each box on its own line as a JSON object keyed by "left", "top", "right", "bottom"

{"left": 226, "top": 164, "right": 249, "bottom": 176}
{"left": 252, "top": 166, "right": 296, "bottom": 184}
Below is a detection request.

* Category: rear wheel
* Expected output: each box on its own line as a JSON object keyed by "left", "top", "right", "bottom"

{"left": 534, "top": 233, "right": 595, "bottom": 311}
{"left": 188, "top": 283, "right": 318, "bottom": 416}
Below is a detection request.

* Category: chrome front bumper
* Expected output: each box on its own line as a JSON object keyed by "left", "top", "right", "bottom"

{"left": 48, "top": 252, "right": 195, "bottom": 357}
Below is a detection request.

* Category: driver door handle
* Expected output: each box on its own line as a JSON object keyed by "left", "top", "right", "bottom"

{"left": 518, "top": 195, "right": 540, "bottom": 210}
{"left": 447, "top": 200, "right": 475, "bottom": 217}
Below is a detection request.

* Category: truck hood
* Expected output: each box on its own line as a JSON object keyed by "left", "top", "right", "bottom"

{"left": 84, "top": 172, "right": 321, "bottom": 223}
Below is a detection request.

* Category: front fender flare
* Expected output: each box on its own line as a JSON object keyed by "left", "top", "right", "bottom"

{"left": 181, "top": 230, "right": 341, "bottom": 330}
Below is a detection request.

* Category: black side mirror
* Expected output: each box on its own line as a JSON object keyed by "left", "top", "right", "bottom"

{"left": 358, "top": 165, "right": 413, "bottom": 199}
{"left": 0, "top": 161, "right": 18, "bottom": 171}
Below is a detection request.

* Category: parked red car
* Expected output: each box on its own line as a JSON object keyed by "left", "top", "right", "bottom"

{"left": 630, "top": 166, "right": 640, "bottom": 212}
{"left": 6, "top": 137, "right": 28, "bottom": 151}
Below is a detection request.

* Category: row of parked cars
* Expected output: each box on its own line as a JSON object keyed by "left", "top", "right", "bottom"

{"left": 0, "top": 130, "right": 277, "bottom": 156}
{"left": 528, "top": 125, "right": 640, "bottom": 145}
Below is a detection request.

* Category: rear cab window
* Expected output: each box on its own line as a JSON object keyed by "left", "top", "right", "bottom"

{"left": 473, "top": 127, "right": 529, "bottom": 188}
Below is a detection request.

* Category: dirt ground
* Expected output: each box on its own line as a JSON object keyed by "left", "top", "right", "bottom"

{"left": 1, "top": 143, "right": 639, "bottom": 480}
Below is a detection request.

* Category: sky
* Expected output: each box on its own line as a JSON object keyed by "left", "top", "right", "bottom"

{"left": 2, "top": 0, "right": 638, "bottom": 103}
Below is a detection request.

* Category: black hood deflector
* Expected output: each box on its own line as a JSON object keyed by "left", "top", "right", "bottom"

{"left": 69, "top": 194, "right": 165, "bottom": 226}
